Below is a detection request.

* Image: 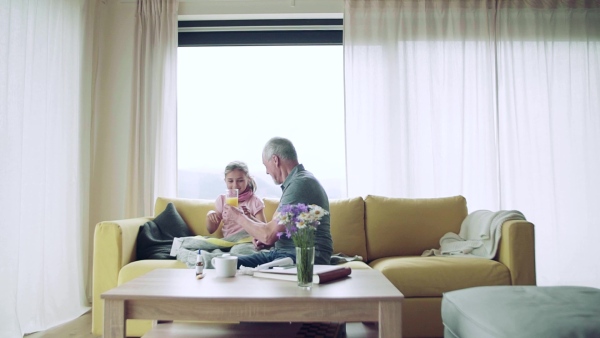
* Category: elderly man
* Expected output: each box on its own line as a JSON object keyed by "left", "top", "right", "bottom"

{"left": 223, "top": 136, "right": 333, "bottom": 268}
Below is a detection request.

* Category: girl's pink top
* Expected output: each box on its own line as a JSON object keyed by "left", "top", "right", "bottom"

{"left": 214, "top": 194, "right": 264, "bottom": 238}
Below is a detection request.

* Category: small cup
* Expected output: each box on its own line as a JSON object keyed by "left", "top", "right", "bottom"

{"left": 225, "top": 189, "right": 239, "bottom": 207}
{"left": 211, "top": 254, "right": 238, "bottom": 277}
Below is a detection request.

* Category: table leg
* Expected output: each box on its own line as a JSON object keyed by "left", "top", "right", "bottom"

{"left": 103, "top": 299, "right": 126, "bottom": 338}
{"left": 379, "top": 300, "right": 402, "bottom": 338}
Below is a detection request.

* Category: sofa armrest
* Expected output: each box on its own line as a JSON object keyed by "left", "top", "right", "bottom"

{"left": 497, "top": 220, "right": 536, "bottom": 286}
{"left": 91, "top": 217, "right": 151, "bottom": 335}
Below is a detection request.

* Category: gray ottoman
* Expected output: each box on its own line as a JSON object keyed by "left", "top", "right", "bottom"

{"left": 441, "top": 285, "right": 600, "bottom": 338}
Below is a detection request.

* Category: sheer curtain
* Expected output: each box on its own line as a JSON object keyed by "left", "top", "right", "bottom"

{"left": 495, "top": 1, "right": 600, "bottom": 287}
{"left": 128, "top": 0, "right": 179, "bottom": 217}
{"left": 0, "top": 0, "right": 93, "bottom": 336}
{"left": 344, "top": 0, "right": 600, "bottom": 287}
{"left": 345, "top": 0, "right": 499, "bottom": 208}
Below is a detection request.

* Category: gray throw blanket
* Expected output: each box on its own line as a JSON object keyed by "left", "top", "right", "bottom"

{"left": 173, "top": 230, "right": 258, "bottom": 268}
{"left": 173, "top": 230, "right": 365, "bottom": 268}
{"left": 422, "top": 210, "right": 526, "bottom": 258}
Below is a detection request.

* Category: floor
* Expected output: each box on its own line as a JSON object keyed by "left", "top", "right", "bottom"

{"left": 21, "top": 313, "right": 383, "bottom": 338}
{"left": 24, "top": 311, "right": 99, "bottom": 338}
{"left": 25, "top": 312, "right": 377, "bottom": 338}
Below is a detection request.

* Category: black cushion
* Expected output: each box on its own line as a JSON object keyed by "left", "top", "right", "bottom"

{"left": 136, "top": 202, "right": 194, "bottom": 260}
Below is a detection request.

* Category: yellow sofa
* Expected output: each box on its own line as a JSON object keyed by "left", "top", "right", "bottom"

{"left": 92, "top": 195, "right": 536, "bottom": 337}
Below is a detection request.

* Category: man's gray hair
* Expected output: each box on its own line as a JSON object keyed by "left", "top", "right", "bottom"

{"left": 263, "top": 137, "right": 298, "bottom": 161}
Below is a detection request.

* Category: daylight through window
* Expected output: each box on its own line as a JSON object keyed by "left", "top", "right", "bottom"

{"left": 177, "top": 45, "right": 346, "bottom": 200}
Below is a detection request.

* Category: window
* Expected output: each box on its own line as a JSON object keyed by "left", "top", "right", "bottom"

{"left": 177, "top": 20, "right": 346, "bottom": 200}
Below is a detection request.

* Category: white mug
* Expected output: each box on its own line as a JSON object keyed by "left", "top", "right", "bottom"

{"left": 211, "top": 254, "right": 238, "bottom": 277}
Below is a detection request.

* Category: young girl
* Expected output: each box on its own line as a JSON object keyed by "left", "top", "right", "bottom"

{"left": 206, "top": 160, "right": 267, "bottom": 238}
{"left": 172, "top": 161, "right": 268, "bottom": 268}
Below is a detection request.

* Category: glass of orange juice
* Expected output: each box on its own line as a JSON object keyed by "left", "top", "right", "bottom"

{"left": 225, "top": 189, "right": 239, "bottom": 207}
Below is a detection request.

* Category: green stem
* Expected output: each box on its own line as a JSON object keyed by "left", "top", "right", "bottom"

{"left": 296, "top": 246, "right": 315, "bottom": 287}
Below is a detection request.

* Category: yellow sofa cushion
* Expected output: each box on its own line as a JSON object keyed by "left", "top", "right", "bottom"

{"left": 364, "top": 195, "right": 467, "bottom": 260}
{"left": 329, "top": 197, "right": 368, "bottom": 261}
{"left": 118, "top": 259, "right": 187, "bottom": 286}
{"left": 371, "top": 256, "right": 511, "bottom": 297}
{"left": 263, "top": 198, "right": 280, "bottom": 222}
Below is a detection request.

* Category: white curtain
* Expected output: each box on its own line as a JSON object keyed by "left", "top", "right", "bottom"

{"left": 344, "top": 0, "right": 600, "bottom": 287}
{"left": 128, "top": 0, "right": 179, "bottom": 217}
{"left": 495, "top": 1, "right": 600, "bottom": 288}
{"left": 0, "top": 0, "right": 93, "bottom": 336}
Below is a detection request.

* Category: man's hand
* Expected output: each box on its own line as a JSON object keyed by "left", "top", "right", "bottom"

{"left": 241, "top": 206, "right": 260, "bottom": 222}
{"left": 222, "top": 204, "right": 244, "bottom": 222}
{"left": 223, "top": 205, "right": 277, "bottom": 246}
{"left": 253, "top": 238, "right": 272, "bottom": 250}
{"left": 241, "top": 206, "right": 252, "bottom": 217}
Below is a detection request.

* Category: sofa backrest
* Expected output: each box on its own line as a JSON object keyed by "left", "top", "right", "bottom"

{"left": 364, "top": 195, "right": 467, "bottom": 260}
{"left": 154, "top": 196, "right": 368, "bottom": 259}
{"left": 155, "top": 197, "right": 223, "bottom": 238}
{"left": 155, "top": 195, "right": 468, "bottom": 263}
{"left": 263, "top": 198, "right": 280, "bottom": 222}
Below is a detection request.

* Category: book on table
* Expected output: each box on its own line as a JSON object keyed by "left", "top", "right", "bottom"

{"left": 253, "top": 265, "right": 352, "bottom": 284}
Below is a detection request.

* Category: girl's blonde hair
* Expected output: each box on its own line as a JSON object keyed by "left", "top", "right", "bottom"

{"left": 224, "top": 161, "right": 257, "bottom": 192}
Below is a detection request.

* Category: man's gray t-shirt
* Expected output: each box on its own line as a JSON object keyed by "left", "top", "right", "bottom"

{"left": 274, "top": 164, "right": 333, "bottom": 265}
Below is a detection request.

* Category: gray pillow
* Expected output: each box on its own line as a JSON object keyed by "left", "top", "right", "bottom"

{"left": 136, "top": 203, "right": 194, "bottom": 260}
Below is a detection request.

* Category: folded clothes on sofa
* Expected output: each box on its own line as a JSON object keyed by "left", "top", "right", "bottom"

{"left": 330, "top": 252, "right": 363, "bottom": 265}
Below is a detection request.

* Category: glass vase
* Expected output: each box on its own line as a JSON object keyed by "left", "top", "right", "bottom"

{"left": 295, "top": 246, "right": 315, "bottom": 289}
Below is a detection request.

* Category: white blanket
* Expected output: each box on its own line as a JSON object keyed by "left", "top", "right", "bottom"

{"left": 422, "top": 210, "right": 526, "bottom": 259}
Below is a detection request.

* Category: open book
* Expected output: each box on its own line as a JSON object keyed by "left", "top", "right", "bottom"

{"left": 253, "top": 265, "right": 351, "bottom": 284}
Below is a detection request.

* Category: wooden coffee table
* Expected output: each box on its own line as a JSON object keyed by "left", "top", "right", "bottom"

{"left": 101, "top": 268, "right": 404, "bottom": 338}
